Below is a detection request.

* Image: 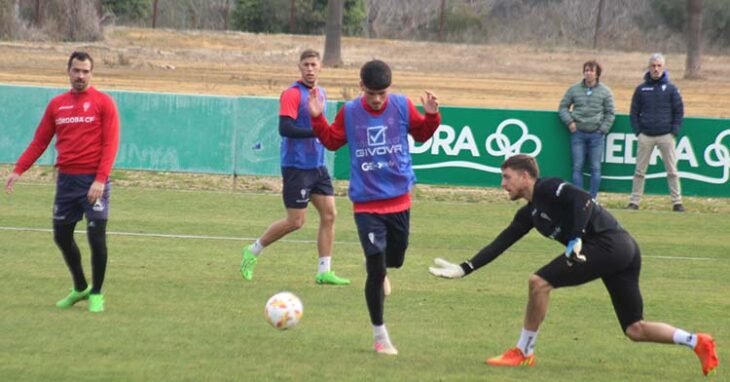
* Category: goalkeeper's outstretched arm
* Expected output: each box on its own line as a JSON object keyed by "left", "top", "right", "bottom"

{"left": 430, "top": 207, "right": 533, "bottom": 278}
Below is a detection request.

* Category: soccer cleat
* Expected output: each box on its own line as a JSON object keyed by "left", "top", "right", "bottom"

{"left": 240, "top": 246, "right": 258, "bottom": 281}
{"left": 486, "top": 347, "right": 535, "bottom": 367}
{"left": 626, "top": 203, "right": 639, "bottom": 210}
{"left": 88, "top": 293, "right": 105, "bottom": 313}
{"left": 694, "top": 333, "right": 719, "bottom": 376}
{"left": 315, "top": 271, "right": 351, "bottom": 285}
{"left": 374, "top": 340, "right": 398, "bottom": 355}
{"left": 383, "top": 275, "right": 391, "bottom": 296}
{"left": 56, "top": 285, "right": 92, "bottom": 308}
{"left": 673, "top": 204, "right": 686, "bottom": 212}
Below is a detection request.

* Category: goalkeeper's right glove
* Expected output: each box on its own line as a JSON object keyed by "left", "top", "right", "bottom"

{"left": 565, "top": 238, "right": 587, "bottom": 266}
{"left": 429, "top": 258, "right": 468, "bottom": 279}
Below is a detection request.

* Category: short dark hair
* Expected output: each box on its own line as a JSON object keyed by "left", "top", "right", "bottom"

{"left": 583, "top": 60, "right": 602, "bottom": 79}
{"left": 360, "top": 59, "right": 391, "bottom": 90}
{"left": 300, "top": 49, "right": 320, "bottom": 61}
{"left": 501, "top": 154, "right": 540, "bottom": 179}
{"left": 67, "top": 51, "right": 94, "bottom": 71}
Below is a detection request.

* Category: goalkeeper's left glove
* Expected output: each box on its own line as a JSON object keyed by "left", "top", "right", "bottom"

{"left": 429, "top": 258, "right": 466, "bottom": 279}
{"left": 565, "top": 238, "right": 587, "bottom": 266}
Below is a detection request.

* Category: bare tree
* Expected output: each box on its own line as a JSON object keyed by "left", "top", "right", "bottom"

{"left": 0, "top": 0, "right": 22, "bottom": 38}
{"left": 223, "top": 0, "right": 231, "bottom": 30}
{"left": 438, "top": 0, "right": 446, "bottom": 42}
{"left": 593, "top": 0, "right": 605, "bottom": 49}
{"left": 323, "top": 0, "right": 343, "bottom": 67}
{"left": 34, "top": 0, "right": 42, "bottom": 26}
{"left": 152, "top": 0, "right": 159, "bottom": 28}
{"left": 48, "top": 0, "right": 103, "bottom": 41}
{"left": 289, "top": 0, "right": 296, "bottom": 33}
{"left": 685, "top": 0, "right": 703, "bottom": 78}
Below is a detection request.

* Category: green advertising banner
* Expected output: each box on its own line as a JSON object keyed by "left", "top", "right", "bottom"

{"left": 113, "top": 90, "right": 237, "bottom": 174}
{"left": 3, "top": 85, "right": 726, "bottom": 196}
{"left": 333, "top": 104, "right": 730, "bottom": 197}
{"left": 0, "top": 85, "right": 337, "bottom": 177}
{"left": 0, "top": 85, "right": 63, "bottom": 166}
{"left": 232, "top": 96, "right": 337, "bottom": 176}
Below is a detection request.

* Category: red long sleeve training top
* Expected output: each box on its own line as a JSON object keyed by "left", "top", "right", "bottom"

{"left": 13, "top": 86, "right": 120, "bottom": 183}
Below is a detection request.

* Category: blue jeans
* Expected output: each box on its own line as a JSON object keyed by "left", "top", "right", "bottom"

{"left": 571, "top": 130, "right": 604, "bottom": 198}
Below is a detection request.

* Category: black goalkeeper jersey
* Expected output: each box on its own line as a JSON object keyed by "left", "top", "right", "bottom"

{"left": 463, "top": 177, "right": 621, "bottom": 274}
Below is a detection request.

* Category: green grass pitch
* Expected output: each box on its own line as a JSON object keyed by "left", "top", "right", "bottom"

{"left": 0, "top": 182, "right": 726, "bottom": 381}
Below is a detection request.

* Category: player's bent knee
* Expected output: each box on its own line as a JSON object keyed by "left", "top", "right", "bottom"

{"left": 286, "top": 216, "right": 306, "bottom": 230}
{"left": 624, "top": 321, "right": 645, "bottom": 342}
{"left": 528, "top": 274, "right": 551, "bottom": 293}
{"left": 53, "top": 223, "right": 75, "bottom": 247}
{"left": 320, "top": 210, "right": 336, "bottom": 226}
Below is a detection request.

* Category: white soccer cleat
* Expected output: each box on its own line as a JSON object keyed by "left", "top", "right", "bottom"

{"left": 383, "top": 275, "right": 391, "bottom": 296}
{"left": 374, "top": 340, "right": 398, "bottom": 355}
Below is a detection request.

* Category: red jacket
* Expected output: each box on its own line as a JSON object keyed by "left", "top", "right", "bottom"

{"left": 14, "top": 86, "right": 120, "bottom": 182}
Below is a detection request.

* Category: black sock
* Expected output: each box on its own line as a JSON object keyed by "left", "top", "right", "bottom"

{"left": 53, "top": 222, "right": 87, "bottom": 292}
{"left": 365, "top": 253, "right": 387, "bottom": 326}
{"left": 86, "top": 220, "right": 108, "bottom": 294}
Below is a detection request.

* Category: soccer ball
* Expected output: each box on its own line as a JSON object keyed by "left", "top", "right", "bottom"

{"left": 264, "top": 291, "right": 303, "bottom": 330}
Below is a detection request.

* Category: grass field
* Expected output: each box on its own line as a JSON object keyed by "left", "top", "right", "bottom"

{"left": 0, "top": 180, "right": 727, "bottom": 381}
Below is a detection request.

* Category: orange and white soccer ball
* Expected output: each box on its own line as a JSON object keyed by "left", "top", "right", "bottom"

{"left": 264, "top": 291, "right": 303, "bottom": 330}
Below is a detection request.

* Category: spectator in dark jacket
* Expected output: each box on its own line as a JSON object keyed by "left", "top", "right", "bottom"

{"left": 627, "top": 53, "right": 685, "bottom": 212}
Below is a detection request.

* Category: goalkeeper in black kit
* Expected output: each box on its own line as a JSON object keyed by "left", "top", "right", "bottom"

{"left": 429, "top": 154, "right": 718, "bottom": 376}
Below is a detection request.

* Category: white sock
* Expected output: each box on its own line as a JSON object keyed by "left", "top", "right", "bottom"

{"left": 373, "top": 324, "right": 390, "bottom": 343}
{"left": 516, "top": 328, "right": 538, "bottom": 356}
{"left": 249, "top": 239, "right": 264, "bottom": 256}
{"left": 672, "top": 329, "right": 698, "bottom": 348}
{"left": 317, "top": 256, "right": 331, "bottom": 275}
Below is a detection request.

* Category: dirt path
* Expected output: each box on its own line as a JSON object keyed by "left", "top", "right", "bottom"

{"left": 1, "top": 27, "right": 729, "bottom": 117}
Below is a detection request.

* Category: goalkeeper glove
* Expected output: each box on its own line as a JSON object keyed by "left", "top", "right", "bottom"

{"left": 428, "top": 258, "right": 466, "bottom": 279}
{"left": 565, "top": 238, "right": 587, "bottom": 266}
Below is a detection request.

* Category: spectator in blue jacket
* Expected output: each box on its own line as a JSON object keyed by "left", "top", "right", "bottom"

{"left": 627, "top": 53, "right": 685, "bottom": 212}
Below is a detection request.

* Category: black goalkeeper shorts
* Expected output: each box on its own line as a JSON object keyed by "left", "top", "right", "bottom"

{"left": 536, "top": 229, "right": 643, "bottom": 332}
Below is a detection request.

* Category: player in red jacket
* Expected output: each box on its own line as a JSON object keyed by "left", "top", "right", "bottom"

{"left": 5, "top": 51, "right": 120, "bottom": 313}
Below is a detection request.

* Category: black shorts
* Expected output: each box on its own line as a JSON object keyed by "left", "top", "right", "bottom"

{"left": 54, "top": 172, "right": 111, "bottom": 224}
{"left": 281, "top": 166, "right": 334, "bottom": 209}
{"left": 354, "top": 210, "right": 410, "bottom": 268}
{"left": 536, "top": 229, "right": 643, "bottom": 332}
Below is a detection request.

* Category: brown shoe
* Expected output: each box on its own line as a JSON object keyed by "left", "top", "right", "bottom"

{"left": 673, "top": 204, "right": 685, "bottom": 212}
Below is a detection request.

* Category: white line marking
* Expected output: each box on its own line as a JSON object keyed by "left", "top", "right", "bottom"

{"left": 0, "top": 226, "right": 333, "bottom": 244}
{"left": 0, "top": 226, "right": 721, "bottom": 261}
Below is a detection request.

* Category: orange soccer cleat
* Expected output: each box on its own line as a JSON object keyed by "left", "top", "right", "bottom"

{"left": 694, "top": 333, "right": 719, "bottom": 376}
{"left": 486, "top": 347, "right": 535, "bottom": 367}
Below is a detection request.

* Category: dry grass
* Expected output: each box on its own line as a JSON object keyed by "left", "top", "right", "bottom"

{"left": 0, "top": 27, "right": 729, "bottom": 117}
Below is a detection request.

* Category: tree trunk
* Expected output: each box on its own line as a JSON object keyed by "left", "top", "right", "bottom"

{"left": 223, "top": 0, "right": 231, "bottom": 30}
{"left": 34, "top": 0, "right": 42, "bottom": 26}
{"left": 289, "top": 0, "right": 296, "bottom": 33}
{"left": 323, "top": 0, "right": 344, "bottom": 67}
{"left": 438, "top": 0, "right": 446, "bottom": 42}
{"left": 684, "top": 0, "right": 703, "bottom": 79}
{"left": 592, "top": 0, "right": 605, "bottom": 49}
{"left": 152, "top": 0, "right": 159, "bottom": 28}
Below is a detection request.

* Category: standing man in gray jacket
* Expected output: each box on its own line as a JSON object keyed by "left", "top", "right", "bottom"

{"left": 627, "top": 53, "right": 685, "bottom": 212}
{"left": 559, "top": 60, "right": 615, "bottom": 199}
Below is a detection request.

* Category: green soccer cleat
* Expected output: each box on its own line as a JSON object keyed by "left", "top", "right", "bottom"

{"left": 240, "top": 246, "right": 258, "bottom": 281}
{"left": 56, "top": 285, "right": 92, "bottom": 308}
{"left": 315, "top": 271, "right": 351, "bottom": 285}
{"left": 88, "top": 293, "right": 105, "bottom": 313}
